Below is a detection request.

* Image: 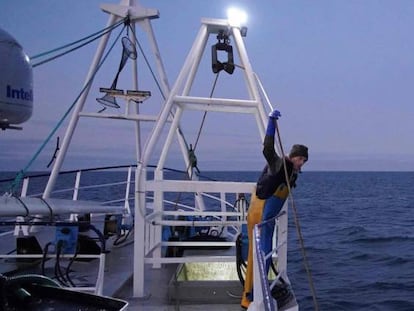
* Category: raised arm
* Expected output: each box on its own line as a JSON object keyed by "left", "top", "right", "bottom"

{"left": 263, "top": 110, "right": 283, "bottom": 173}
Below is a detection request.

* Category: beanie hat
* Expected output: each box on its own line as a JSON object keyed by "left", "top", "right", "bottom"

{"left": 289, "top": 144, "right": 308, "bottom": 160}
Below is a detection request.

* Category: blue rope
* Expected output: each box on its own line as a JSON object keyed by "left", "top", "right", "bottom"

{"left": 30, "top": 18, "right": 126, "bottom": 60}
{"left": 8, "top": 25, "right": 127, "bottom": 194}
{"left": 32, "top": 18, "right": 127, "bottom": 68}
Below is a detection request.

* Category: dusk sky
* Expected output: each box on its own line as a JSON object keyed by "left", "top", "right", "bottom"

{"left": 1, "top": 0, "right": 414, "bottom": 172}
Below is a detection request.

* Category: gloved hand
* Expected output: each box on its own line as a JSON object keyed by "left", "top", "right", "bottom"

{"left": 269, "top": 109, "right": 281, "bottom": 120}
{"left": 266, "top": 109, "right": 281, "bottom": 136}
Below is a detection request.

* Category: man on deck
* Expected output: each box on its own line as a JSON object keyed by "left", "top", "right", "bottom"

{"left": 241, "top": 109, "right": 309, "bottom": 309}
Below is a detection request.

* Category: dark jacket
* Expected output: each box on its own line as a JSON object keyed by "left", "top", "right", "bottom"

{"left": 256, "top": 135, "right": 297, "bottom": 200}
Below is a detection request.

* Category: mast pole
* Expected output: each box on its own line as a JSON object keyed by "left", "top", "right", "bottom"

{"left": 43, "top": 12, "right": 119, "bottom": 198}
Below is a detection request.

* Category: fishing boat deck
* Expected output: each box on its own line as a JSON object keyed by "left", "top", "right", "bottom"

{"left": 0, "top": 1, "right": 301, "bottom": 309}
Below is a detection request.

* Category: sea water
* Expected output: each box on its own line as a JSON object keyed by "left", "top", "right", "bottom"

{"left": 1, "top": 170, "right": 414, "bottom": 310}
{"left": 290, "top": 172, "right": 414, "bottom": 311}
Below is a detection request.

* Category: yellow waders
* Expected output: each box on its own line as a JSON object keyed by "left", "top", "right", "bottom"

{"left": 241, "top": 185, "right": 290, "bottom": 309}
{"left": 241, "top": 191, "right": 265, "bottom": 309}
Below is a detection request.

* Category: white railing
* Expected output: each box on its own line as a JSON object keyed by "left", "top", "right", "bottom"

{"left": 141, "top": 179, "right": 254, "bottom": 266}
{"left": 248, "top": 208, "right": 298, "bottom": 311}
{"left": 0, "top": 166, "right": 135, "bottom": 296}
{"left": 250, "top": 222, "right": 276, "bottom": 311}
{"left": 1, "top": 166, "right": 254, "bottom": 297}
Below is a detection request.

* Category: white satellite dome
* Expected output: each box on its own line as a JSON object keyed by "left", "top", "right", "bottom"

{"left": 0, "top": 27, "right": 33, "bottom": 130}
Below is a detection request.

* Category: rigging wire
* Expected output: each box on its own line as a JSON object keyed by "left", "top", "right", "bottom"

{"left": 166, "top": 72, "right": 223, "bottom": 240}
{"left": 177, "top": 72, "right": 220, "bottom": 184}
{"left": 120, "top": 22, "right": 194, "bottom": 220}
{"left": 128, "top": 25, "right": 194, "bottom": 173}
{"left": 122, "top": 23, "right": 216, "bottom": 219}
{"left": 31, "top": 18, "right": 127, "bottom": 67}
{"left": 7, "top": 24, "right": 127, "bottom": 194}
{"left": 127, "top": 24, "right": 166, "bottom": 100}
{"left": 274, "top": 120, "right": 320, "bottom": 311}
{"left": 30, "top": 18, "right": 126, "bottom": 60}
{"left": 127, "top": 22, "right": 194, "bottom": 159}
{"left": 126, "top": 21, "right": 197, "bottom": 158}
{"left": 192, "top": 72, "right": 220, "bottom": 152}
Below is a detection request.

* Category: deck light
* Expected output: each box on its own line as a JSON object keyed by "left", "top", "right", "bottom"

{"left": 227, "top": 8, "right": 247, "bottom": 28}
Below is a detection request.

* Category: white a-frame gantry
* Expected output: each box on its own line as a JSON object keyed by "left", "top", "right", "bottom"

{"left": 132, "top": 17, "right": 281, "bottom": 298}
{"left": 43, "top": 0, "right": 170, "bottom": 197}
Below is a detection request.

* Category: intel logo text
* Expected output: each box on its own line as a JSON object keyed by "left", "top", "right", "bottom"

{"left": 6, "top": 85, "right": 33, "bottom": 101}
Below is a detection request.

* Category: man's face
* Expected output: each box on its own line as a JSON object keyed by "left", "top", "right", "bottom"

{"left": 291, "top": 156, "right": 307, "bottom": 171}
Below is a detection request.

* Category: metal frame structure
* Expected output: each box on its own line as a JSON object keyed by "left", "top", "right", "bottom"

{"left": 133, "top": 17, "right": 272, "bottom": 297}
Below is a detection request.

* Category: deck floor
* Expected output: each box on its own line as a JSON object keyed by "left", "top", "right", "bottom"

{"left": 111, "top": 245, "right": 245, "bottom": 310}
{"left": 114, "top": 263, "right": 244, "bottom": 310}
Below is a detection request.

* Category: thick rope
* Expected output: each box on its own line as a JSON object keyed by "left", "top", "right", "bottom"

{"left": 274, "top": 120, "right": 320, "bottom": 311}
